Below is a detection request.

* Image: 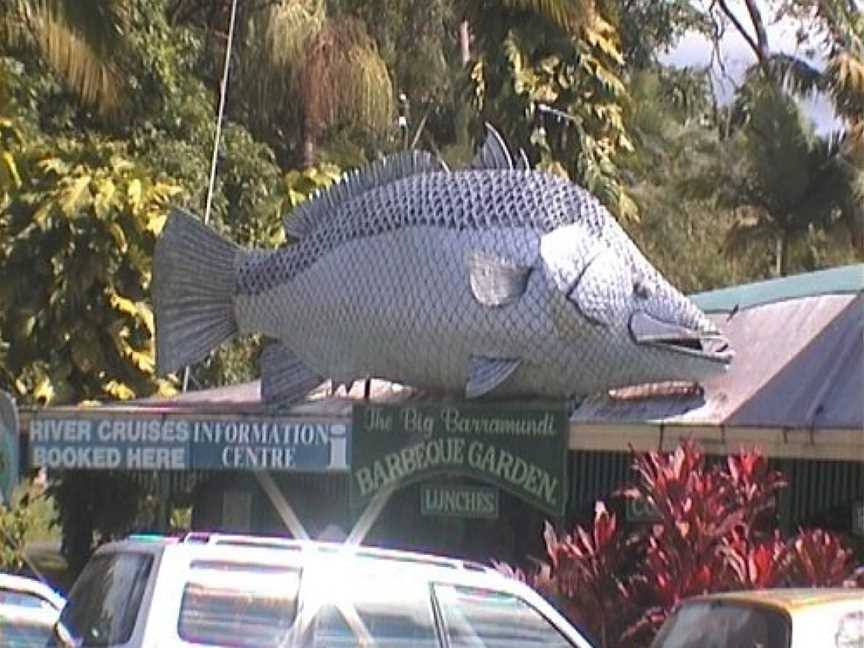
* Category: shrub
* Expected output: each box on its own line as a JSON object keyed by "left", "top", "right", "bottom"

{"left": 504, "top": 440, "right": 862, "bottom": 648}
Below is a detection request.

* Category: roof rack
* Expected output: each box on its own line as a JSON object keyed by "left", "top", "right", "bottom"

{"left": 177, "top": 532, "right": 495, "bottom": 574}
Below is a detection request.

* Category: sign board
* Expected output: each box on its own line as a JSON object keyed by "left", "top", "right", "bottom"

{"left": 421, "top": 483, "right": 499, "bottom": 519}
{"left": 0, "top": 391, "right": 20, "bottom": 504}
{"left": 28, "top": 413, "right": 350, "bottom": 473}
{"left": 351, "top": 403, "right": 568, "bottom": 515}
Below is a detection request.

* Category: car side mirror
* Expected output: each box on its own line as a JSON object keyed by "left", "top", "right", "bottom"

{"left": 53, "top": 619, "right": 80, "bottom": 648}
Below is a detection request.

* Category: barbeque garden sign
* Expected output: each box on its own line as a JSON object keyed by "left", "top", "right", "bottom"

{"left": 351, "top": 402, "right": 568, "bottom": 516}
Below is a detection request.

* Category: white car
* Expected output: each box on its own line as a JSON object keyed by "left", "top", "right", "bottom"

{"left": 0, "top": 572, "right": 66, "bottom": 648}
{"left": 52, "top": 532, "right": 596, "bottom": 648}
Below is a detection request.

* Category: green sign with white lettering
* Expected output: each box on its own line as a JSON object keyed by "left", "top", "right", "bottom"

{"left": 421, "top": 483, "right": 499, "bottom": 519}
{"left": 351, "top": 403, "right": 568, "bottom": 515}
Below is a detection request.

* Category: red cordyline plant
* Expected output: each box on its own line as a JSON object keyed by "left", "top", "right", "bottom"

{"left": 499, "top": 440, "right": 862, "bottom": 648}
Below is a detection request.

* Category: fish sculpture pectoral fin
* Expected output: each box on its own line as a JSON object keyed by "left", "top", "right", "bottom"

{"left": 153, "top": 208, "right": 240, "bottom": 374}
{"left": 466, "top": 356, "right": 522, "bottom": 399}
{"left": 260, "top": 342, "right": 324, "bottom": 407}
{"left": 467, "top": 250, "right": 533, "bottom": 307}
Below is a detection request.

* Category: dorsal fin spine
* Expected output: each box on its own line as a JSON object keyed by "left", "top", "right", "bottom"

{"left": 283, "top": 150, "right": 448, "bottom": 238}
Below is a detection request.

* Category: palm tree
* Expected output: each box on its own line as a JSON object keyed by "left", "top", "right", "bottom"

{"left": 720, "top": 79, "right": 862, "bottom": 275}
{"left": 231, "top": 0, "right": 394, "bottom": 166}
{"left": 0, "top": 0, "right": 127, "bottom": 115}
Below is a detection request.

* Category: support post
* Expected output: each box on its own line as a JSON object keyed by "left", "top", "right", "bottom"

{"left": 254, "top": 470, "right": 310, "bottom": 540}
{"left": 345, "top": 483, "right": 399, "bottom": 546}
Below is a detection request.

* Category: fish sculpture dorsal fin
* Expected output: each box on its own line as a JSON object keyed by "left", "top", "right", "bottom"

{"left": 469, "top": 123, "right": 514, "bottom": 170}
{"left": 284, "top": 150, "right": 448, "bottom": 239}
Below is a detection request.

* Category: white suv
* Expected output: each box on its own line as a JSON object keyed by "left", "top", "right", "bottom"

{"left": 52, "top": 532, "right": 596, "bottom": 648}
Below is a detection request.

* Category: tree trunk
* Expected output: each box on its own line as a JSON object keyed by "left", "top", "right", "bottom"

{"left": 742, "top": 0, "right": 769, "bottom": 59}
{"left": 775, "top": 230, "right": 790, "bottom": 277}
{"left": 302, "top": 133, "right": 316, "bottom": 167}
{"left": 459, "top": 20, "right": 471, "bottom": 65}
{"left": 716, "top": 0, "right": 769, "bottom": 64}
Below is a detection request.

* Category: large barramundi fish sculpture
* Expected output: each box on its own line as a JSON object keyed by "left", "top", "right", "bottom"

{"left": 153, "top": 126, "right": 733, "bottom": 405}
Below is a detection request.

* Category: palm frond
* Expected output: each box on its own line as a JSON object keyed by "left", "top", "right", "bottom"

{"left": 3, "top": 0, "right": 126, "bottom": 115}
{"left": 500, "top": 0, "right": 594, "bottom": 33}
{"left": 764, "top": 53, "right": 827, "bottom": 97}
{"left": 300, "top": 17, "right": 394, "bottom": 138}
{"left": 235, "top": 0, "right": 326, "bottom": 132}
{"left": 826, "top": 51, "right": 864, "bottom": 123}
{"left": 743, "top": 86, "right": 819, "bottom": 209}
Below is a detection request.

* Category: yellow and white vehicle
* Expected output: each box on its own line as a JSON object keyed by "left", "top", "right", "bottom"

{"left": 651, "top": 588, "right": 864, "bottom": 648}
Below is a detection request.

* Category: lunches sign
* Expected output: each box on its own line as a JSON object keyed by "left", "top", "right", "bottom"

{"left": 351, "top": 403, "right": 568, "bottom": 515}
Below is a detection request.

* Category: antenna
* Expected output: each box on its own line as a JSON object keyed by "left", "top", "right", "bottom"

{"left": 182, "top": 0, "right": 239, "bottom": 393}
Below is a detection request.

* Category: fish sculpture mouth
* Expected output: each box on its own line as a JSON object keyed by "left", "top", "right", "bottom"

{"left": 629, "top": 311, "right": 734, "bottom": 365}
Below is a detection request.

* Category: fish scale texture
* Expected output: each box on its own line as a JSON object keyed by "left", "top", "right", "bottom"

{"left": 236, "top": 170, "right": 610, "bottom": 296}
{"left": 226, "top": 168, "right": 722, "bottom": 399}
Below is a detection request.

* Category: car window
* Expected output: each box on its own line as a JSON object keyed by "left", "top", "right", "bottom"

{"left": 836, "top": 610, "right": 864, "bottom": 648}
{"left": 178, "top": 562, "right": 301, "bottom": 648}
{"left": 0, "top": 589, "right": 56, "bottom": 611}
{"left": 0, "top": 618, "right": 55, "bottom": 648}
{"left": 650, "top": 601, "right": 791, "bottom": 648}
{"left": 58, "top": 552, "right": 153, "bottom": 647}
{"left": 433, "top": 584, "right": 575, "bottom": 648}
{"left": 310, "top": 570, "right": 438, "bottom": 648}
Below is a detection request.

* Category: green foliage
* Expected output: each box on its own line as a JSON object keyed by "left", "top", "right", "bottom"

{"left": 465, "top": 0, "right": 637, "bottom": 219}
{"left": 621, "top": 69, "right": 771, "bottom": 292}
{"left": 0, "top": 479, "right": 57, "bottom": 573}
{"left": 716, "top": 75, "right": 863, "bottom": 275}
{"left": 610, "top": 0, "right": 710, "bottom": 69}
{"left": 0, "top": 116, "right": 182, "bottom": 403}
{"left": 0, "top": 0, "right": 128, "bottom": 115}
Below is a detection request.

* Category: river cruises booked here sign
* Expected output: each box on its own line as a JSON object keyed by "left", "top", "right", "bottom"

{"left": 351, "top": 403, "right": 568, "bottom": 515}
{"left": 28, "top": 412, "right": 349, "bottom": 473}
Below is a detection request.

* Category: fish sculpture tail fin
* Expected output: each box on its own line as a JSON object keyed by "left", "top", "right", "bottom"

{"left": 153, "top": 208, "right": 240, "bottom": 374}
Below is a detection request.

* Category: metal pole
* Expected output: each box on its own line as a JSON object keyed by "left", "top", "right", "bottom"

{"left": 182, "top": 0, "right": 239, "bottom": 392}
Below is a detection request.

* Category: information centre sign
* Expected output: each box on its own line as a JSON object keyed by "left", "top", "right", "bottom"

{"left": 28, "top": 413, "right": 349, "bottom": 472}
{"left": 351, "top": 403, "right": 568, "bottom": 515}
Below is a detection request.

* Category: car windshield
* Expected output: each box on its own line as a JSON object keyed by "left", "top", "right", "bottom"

{"left": 433, "top": 583, "right": 577, "bottom": 648}
{"left": 306, "top": 561, "right": 438, "bottom": 648}
{"left": 178, "top": 561, "right": 301, "bottom": 648}
{"left": 650, "top": 601, "right": 791, "bottom": 648}
{"left": 57, "top": 552, "right": 153, "bottom": 647}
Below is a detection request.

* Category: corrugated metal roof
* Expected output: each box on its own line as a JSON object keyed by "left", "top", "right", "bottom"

{"left": 572, "top": 293, "right": 863, "bottom": 430}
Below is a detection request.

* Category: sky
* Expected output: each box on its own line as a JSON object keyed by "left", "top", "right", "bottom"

{"left": 659, "top": 0, "right": 844, "bottom": 132}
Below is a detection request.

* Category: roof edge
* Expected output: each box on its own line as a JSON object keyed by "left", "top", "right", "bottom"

{"left": 690, "top": 264, "right": 864, "bottom": 313}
